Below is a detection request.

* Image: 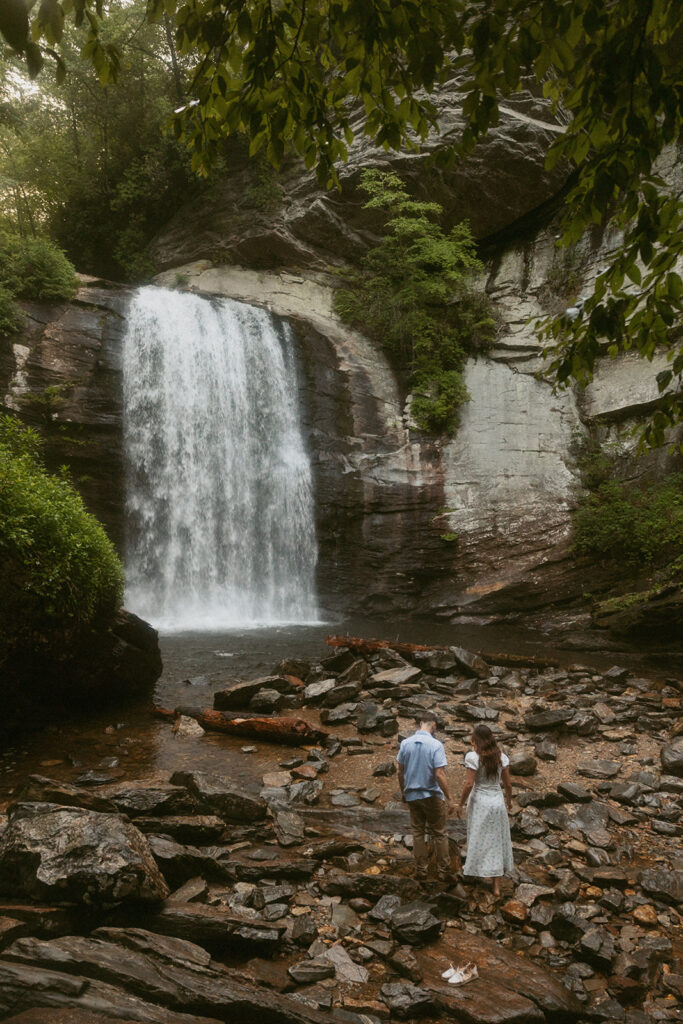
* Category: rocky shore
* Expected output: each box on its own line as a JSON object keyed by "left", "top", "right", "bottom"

{"left": 0, "top": 641, "right": 681, "bottom": 1024}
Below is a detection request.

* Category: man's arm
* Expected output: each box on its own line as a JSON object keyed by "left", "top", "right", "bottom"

{"left": 398, "top": 763, "right": 406, "bottom": 802}
{"left": 435, "top": 767, "right": 454, "bottom": 812}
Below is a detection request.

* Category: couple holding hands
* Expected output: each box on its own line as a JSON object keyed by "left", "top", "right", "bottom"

{"left": 397, "top": 713, "right": 513, "bottom": 896}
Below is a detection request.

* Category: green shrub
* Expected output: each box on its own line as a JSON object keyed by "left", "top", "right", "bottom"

{"left": 0, "top": 415, "right": 124, "bottom": 651}
{"left": 334, "top": 170, "right": 496, "bottom": 434}
{"left": 0, "top": 284, "right": 22, "bottom": 337}
{"left": 573, "top": 472, "right": 683, "bottom": 565}
{"left": 0, "top": 233, "right": 78, "bottom": 303}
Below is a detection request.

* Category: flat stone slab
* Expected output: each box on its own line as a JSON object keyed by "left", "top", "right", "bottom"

{"left": 577, "top": 759, "right": 620, "bottom": 779}
{"left": 0, "top": 804, "right": 168, "bottom": 906}
{"left": 370, "top": 666, "right": 422, "bottom": 687}
{"left": 413, "top": 927, "right": 583, "bottom": 1022}
{"left": 213, "top": 675, "right": 298, "bottom": 710}
{"left": 169, "top": 772, "right": 266, "bottom": 822}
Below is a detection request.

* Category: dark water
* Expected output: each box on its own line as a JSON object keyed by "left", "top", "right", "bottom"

{"left": 0, "top": 615, "right": 678, "bottom": 802}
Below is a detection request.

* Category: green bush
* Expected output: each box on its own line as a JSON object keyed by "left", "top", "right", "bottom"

{"left": 0, "top": 284, "right": 22, "bottom": 337}
{"left": 334, "top": 170, "right": 496, "bottom": 434}
{"left": 0, "top": 233, "right": 78, "bottom": 304}
{"left": 573, "top": 472, "right": 683, "bottom": 565}
{"left": 0, "top": 415, "right": 124, "bottom": 650}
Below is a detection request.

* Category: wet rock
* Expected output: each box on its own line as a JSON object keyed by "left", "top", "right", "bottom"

{"left": 535, "top": 740, "right": 557, "bottom": 761}
{"left": 447, "top": 647, "right": 489, "bottom": 679}
{"left": 288, "top": 958, "right": 335, "bottom": 984}
{"left": 323, "top": 681, "right": 362, "bottom": 707}
{"left": 262, "top": 771, "right": 292, "bottom": 788}
{"left": 289, "top": 780, "right": 323, "bottom": 805}
{"left": 291, "top": 915, "right": 318, "bottom": 947}
{"left": 360, "top": 787, "right": 381, "bottom": 804}
{"left": 140, "top": 901, "right": 284, "bottom": 954}
{"left": 369, "top": 666, "right": 422, "bottom": 688}
{"left": 577, "top": 759, "right": 621, "bottom": 779}
{"left": 169, "top": 878, "right": 208, "bottom": 904}
{"left": 389, "top": 902, "right": 442, "bottom": 945}
{"left": 557, "top": 782, "right": 592, "bottom": 803}
{"left": 349, "top": 898, "right": 372, "bottom": 913}
{"left": 460, "top": 704, "right": 499, "bottom": 722}
{"left": 174, "top": 716, "right": 206, "bottom": 738}
{"left": 330, "top": 792, "right": 360, "bottom": 807}
{"left": 379, "top": 982, "right": 434, "bottom": 1018}
{"left": 275, "top": 658, "right": 310, "bottom": 680}
{"left": 0, "top": 960, "right": 222, "bottom": 1024}
{"left": 169, "top": 772, "right": 267, "bottom": 822}
{"left": 660, "top": 736, "right": 683, "bottom": 777}
{"left": 134, "top": 817, "right": 225, "bottom": 845}
{"left": 501, "top": 900, "right": 528, "bottom": 924}
{"left": 410, "top": 650, "right": 462, "bottom": 676}
{"left": 323, "top": 942, "right": 369, "bottom": 983}
{"left": 15, "top": 776, "right": 117, "bottom": 814}
{"left": 509, "top": 751, "right": 538, "bottom": 776}
{"left": 249, "top": 689, "right": 285, "bottom": 713}
{"left": 104, "top": 783, "right": 196, "bottom": 818}
{"left": 302, "top": 679, "right": 336, "bottom": 703}
{"left": 639, "top": 868, "right": 683, "bottom": 904}
{"left": 0, "top": 803, "right": 169, "bottom": 905}
{"left": 579, "top": 926, "right": 616, "bottom": 970}
{"left": 321, "top": 871, "right": 419, "bottom": 901}
{"left": 372, "top": 762, "right": 396, "bottom": 777}
{"left": 337, "top": 659, "right": 370, "bottom": 685}
{"left": 515, "top": 884, "right": 555, "bottom": 907}
{"left": 524, "top": 708, "right": 574, "bottom": 730}
{"left": 213, "top": 675, "right": 296, "bottom": 710}
{"left": 273, "top": 810, "right": 305, "bottom": 847}
{"left": 146, "top": 837, "right": 214, "bottom": 889}
{"left": 550, "top": 903, "right": 588, "bottom": 942}
{"left": 320, "top": 703, "right": 357, "bottom": 725}
{"left": 368, "top": 894, "right": 402, "bottom": 923}
{"left": 1, "top": 1012, "right": 217, "bottom": 1024}
{"left": 632, "top": 905, "right": 658, "bottom": 927}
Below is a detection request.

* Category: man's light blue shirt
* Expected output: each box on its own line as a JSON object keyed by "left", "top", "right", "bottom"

{"left": 396, "top": 729, "right": 448, "bottom": 801}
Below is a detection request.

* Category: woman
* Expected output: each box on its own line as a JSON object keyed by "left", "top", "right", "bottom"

{"left": 457, "top": 723, "right": 513, "bottom": 896}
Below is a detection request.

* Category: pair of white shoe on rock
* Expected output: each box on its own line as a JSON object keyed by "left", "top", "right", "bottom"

{"left": 441, "top": 962, "right": 478, "bottom": 985}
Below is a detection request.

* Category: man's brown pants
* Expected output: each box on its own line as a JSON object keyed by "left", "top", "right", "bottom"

{"left": 408, "top": 795, "right": 449, "bottom": 875}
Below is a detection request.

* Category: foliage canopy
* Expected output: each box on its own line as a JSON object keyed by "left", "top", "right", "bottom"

{"left": 1, "top": 0, "right": 682, "bottom": 443}
{"left": 0, "top": 414, "right": 124, "bottom": 657}
{"left": 335, "top": 170, "right": 495, "bottom": 434}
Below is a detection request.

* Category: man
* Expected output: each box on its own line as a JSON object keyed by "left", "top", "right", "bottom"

{"left": 397, "top": 711, "right": 454, "bottom": 882}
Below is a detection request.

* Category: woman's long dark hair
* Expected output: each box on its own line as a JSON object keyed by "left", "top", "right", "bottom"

{"left": 472, "top": 724, "right": 502, "bottom": 778}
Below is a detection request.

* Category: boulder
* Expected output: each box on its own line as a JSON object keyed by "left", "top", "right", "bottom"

{"left": 389, "top": 902, "right": 442, "bottom": 945}
{"left": 370, "top": 666, "right": 422, "bottom": 688}
{"left": 639, "top": 868, "right": 683, "bottom": 905}
{"left": 509, "top": 751, "right": 538, "bottom": 776}
{"left": 0, "top": 803, "right": 168, "bottom": 905}
{"left": 169, "top": 772, "right": 266, "bottom": 822}
{"left": 15, "top": 776, "right": 117, "bottom": 814}
{"left": 302, "top": 678, "right": 336, "bottom": 704}
{"left": 524, "top": 708, "right": 574, "bottom": 730}
{"left": 213, "top": 675, "right": 296, "bottom": 711}
{"left": 103, "top": 782, "right": 196, "bottom": 818}
{"left": 577, "top": 759, "right": 620, "bottom": 779}
{"left": 660, "top": 736, "right": 683, "bottom": 777}
{"left": 379, "top": 982, "right": 435, "bottom": 1019}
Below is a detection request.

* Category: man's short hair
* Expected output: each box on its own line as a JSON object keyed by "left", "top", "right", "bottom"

{"left": 418, "top": 711, "right": 438, "bottom": 724}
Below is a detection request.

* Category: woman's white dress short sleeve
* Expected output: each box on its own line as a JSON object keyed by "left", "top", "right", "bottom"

{"left": 463, "top": 747, "right": 513, "bottom": 878}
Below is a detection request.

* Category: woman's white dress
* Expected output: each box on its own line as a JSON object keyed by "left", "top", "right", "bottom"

{"left": 463, "top": 750, "right": 514, "bottom": 878}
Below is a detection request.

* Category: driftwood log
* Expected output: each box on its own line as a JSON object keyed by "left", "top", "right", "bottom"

{"left": 153, "top": 706, "right": 329, "bottom": 745}
{"left": 325, "top": 635, "right": 560, "bottom": 670}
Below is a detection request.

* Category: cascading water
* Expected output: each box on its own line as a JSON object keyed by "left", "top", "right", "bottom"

{"left": 122, "top": 286, "right": 319, "bottom": 631}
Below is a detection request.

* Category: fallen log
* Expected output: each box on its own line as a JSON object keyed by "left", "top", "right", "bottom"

{"left": 325, "top": 635, "right": 559, "bottom": 670}
{"left": 153, "top": 707, "right": 329, "bottom": 746}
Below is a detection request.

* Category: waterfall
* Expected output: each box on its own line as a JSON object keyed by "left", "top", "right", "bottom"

{"left": 122, "top": 286, "right": 319, "bottom": 631}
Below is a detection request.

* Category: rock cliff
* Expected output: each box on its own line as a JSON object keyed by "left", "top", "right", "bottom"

{"left": 2, "top": 89, "right": 680, "bottom": 637}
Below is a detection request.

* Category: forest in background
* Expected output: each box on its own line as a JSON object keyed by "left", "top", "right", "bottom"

{"left": 0, "top": 0, "right": 202, "bottom": 280}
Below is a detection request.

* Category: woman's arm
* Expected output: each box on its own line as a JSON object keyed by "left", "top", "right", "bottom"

{"left": 501, "top": 765, "right": 513, "bottom": 811}
{"left": 457, "top": 768, "right": 477, "bottom": 817}
{"left": 435, "top": 766, "right": 455, "bottom": 813}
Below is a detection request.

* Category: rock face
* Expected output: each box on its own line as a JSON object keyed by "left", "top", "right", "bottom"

{"left": 0, "top": 803, "right": 169, "bottom": 905}
{"left": 2, "top": 111, "right": 680, "bottom": 625}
